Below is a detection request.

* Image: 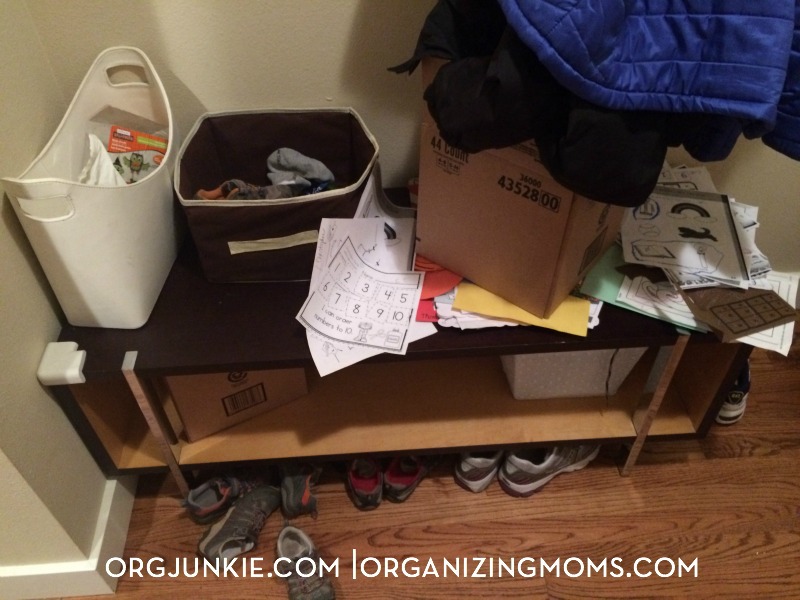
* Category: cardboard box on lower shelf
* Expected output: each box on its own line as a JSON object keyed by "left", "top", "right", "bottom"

{"left": 163, "top": 368, "right": 308, "bottom": 442}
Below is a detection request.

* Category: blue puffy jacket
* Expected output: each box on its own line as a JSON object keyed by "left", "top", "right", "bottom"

{"left": 498, "top": 0, "right": 800, "bottom": 160}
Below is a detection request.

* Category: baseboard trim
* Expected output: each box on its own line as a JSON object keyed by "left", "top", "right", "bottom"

{"left": 0, "top": 475, "right": 137, "bottom": 600}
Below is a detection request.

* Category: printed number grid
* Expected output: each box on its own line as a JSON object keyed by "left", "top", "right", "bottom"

{"left": 711, "top": 292, "right": 796, "bottom": 333}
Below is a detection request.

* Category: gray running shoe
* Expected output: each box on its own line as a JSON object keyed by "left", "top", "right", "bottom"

{"left": 280, "top": 463, "right": 323, "bottom": 518}
{"left": 197, "top": 485, "right": 280, "bottom": 560}
{"left": 277, "top": 525, "right": 336, "bottom": 600}
{"left": 499, "top": 445, "right": 600, "bottom": 497}
{"left": 454, "top": 450, "right": 503, "bottom": 493}
{"left": 183, "top": 475, "right": 261, "bottom": 524}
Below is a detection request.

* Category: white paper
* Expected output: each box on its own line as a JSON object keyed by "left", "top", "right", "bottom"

{"left": 434, "top": 302, "right": 520, "bottom": 329}
{"left": 298, "top": 236, "right": 423, "bottom": 350}
{"left": 302, "top": 219, "right": 434, "bottom": 376}
{"left": 301, "top": 183, "right": 435, "bottom": 377}
{"left": 728, "top": 200, "right": 768, "bottom": 282}
{"left": 666, "top": 167, "right": 717, "bottom": 192}
{"left": 588, "top": 299, "right": 603, "bottom": 329}
{"left": 617, "top": 275, "right": 710, "bottom": 332}
{"left": 78, "top": 134, "right": 127, "bottom": 186}
{"left": 653, "top": 168, "right": 772, "bottom": 289}
{"left": 735, "top": 272, "right": 799, "bottom": 356}
{"left": 622, "top": 188, "right": 749, "bottom": 283}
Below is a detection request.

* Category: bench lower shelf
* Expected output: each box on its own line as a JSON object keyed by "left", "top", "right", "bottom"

{"left": 71, "top": 341, "right": 739, "bottom": 474}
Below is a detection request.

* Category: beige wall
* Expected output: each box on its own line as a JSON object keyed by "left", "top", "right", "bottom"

{"left": 19, "top": 0, "right": 800, "bottom": 270}
{"left": 1, "top": 0, "right": 799, "bottom": 581}
{"left": 26, "top": 0, "right": 435, "bottom": 189}
{"left": 0, "top": 0, "right": 109, "bottom": 569}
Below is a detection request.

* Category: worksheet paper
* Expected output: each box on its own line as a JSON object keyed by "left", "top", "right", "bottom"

{"left": 736, "top": 271, "right": 799, "bottom": 356}
{"left": 298, "top": 235, "right": 422, "bottom": 348}
{"left": 617, "top": 275, "right": 710, "bottom": 332}
{"left": 299, "top": 216, "right": 434, "bottom": 376}
{"left": 622, "top": 187, "right": 749, "bottom": 283}
{"left": 663, "top": 201, "right": 769, "bottom": 289}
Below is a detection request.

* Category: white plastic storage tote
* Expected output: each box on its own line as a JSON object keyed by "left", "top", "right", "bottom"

{"left": 1, "top": 47, "right": 180, "bottom": 328}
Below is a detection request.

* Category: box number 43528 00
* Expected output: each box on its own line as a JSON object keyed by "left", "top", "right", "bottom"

{"left": 497, "top": 175, "right": 561, "bottom": 212}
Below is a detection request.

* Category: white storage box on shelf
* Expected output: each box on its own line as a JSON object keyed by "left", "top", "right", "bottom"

{"left": 1, "top": 47, "right": 180, "bottom": 328}
{"left": 501, "top": 347, "right": 648, "bottom": 399}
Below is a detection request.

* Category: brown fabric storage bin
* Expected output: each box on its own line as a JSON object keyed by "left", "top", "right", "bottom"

{"left": 175, "top": 108, "right": 378, "bottom": 281}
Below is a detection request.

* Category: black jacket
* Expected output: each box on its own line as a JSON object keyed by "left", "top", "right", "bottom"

{"left": 391, "top": 0, "right": 743, "bottom": 207}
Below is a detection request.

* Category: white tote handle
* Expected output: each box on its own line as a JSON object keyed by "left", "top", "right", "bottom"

{"left": 15, "top": 195, "right": 76, "bottom": 222}
{"left": 103, "top": 57, "right": 152, "bottom": 88}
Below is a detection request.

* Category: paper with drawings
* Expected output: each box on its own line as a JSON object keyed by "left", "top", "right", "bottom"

{"left": 622, "top": 187, "right": 749, "bottom": 283}
{"left": 298, "top": 234, "right": 423, "bottom": 350}
{"left": 617, "top": 275, "right": 710, "bottom": 332}
{"left": 657, "top": 165, "right": 718, "bottom": 193}
{"left": 299, "top": 216, "right": 434, "bottom": 376}
{"left": 735, "top": 272, "right": 798, "bottom": 356}
{"left": 299, "top": 162, "right": 436, "bottom": 376}
{"left": 731, "top": 201, "right": 771, "bottom": 280}
{"left": 653, "top": 165, "right": 771, "bottom": 288}
{"left": 662, "top": 200, "right": 770, "bottom": 289}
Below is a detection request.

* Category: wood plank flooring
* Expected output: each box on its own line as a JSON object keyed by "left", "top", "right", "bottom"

{"left": 65, "top": 338, "right": 799, "bottom": 599}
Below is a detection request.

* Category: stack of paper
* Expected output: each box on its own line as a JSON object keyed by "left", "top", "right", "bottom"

{"left": 610, "top": 164, "right": 798, "bottom": 355}
{"left": 415, "top": 256, "right": 595, "bottom": 336}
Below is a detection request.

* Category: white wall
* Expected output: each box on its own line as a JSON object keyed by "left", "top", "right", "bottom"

{"left": 0, "top": 0, "right": 109, "bottom": 567}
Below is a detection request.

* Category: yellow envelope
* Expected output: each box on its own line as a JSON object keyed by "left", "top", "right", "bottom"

{"left": 453, "top": 283, "right": 589, "bottom": 336}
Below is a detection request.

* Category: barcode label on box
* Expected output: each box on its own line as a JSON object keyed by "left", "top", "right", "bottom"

{"left": 222, "top": 383, "right": 267, "bottom": 416}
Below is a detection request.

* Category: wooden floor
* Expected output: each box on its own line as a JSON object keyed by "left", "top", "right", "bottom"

{"left": 68, "top": 339, "right": 799, "bottom": 599}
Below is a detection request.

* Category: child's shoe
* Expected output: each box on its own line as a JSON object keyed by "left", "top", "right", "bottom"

{"left": 280, "top": 462, "right": 323, "bottom": 518}
{"left": 277, "top": 525, "right": 336, "bottom": 600}
{"left": 183, "top": 475, "right": 261, "bottom": 524}
{"left": 716, "top": 360, "right": 751, "bottom": 425}
{"left": 197, "top": 484, "right": 280, "bottom": 560}
{"left": 383, "top": 455, "right": 429, "bottom": 503}
{"left": 346, "top": 458, "right": 383, "bottom": 510}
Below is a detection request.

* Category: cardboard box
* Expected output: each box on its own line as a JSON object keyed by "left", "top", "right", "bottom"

{"left": 163, "top": 368, "right": 307, "bottom": 442}
{"left": 501, "top": 348, "right": 646, "bottom": 399}
{"left": 416, "top": 60, "right": 624, "bottom": 318}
